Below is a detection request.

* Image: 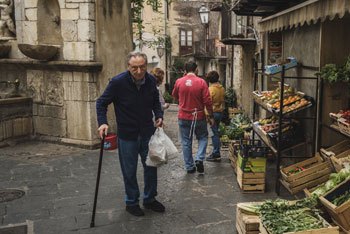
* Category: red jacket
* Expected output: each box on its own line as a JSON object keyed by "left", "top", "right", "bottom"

{"left": 172, "top": 73, "right": 213, "bottom": 120}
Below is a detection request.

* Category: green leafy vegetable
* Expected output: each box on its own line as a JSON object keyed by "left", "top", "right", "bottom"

{"left": 317, "top": 56, "right": 350, "bottom": 83}
{"left": 331, "top": 190, "right": 350, "bottom": 206}
{"left": 259, "top": 198, "right": 325, "bottom": 234}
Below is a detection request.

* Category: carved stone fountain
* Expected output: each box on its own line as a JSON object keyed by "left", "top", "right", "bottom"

{"left": 0, "top": 0, "right": 133, "bottom": 148}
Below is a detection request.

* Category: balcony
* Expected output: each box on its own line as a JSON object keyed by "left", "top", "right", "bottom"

{"left": 220, "top": 8, "right": 257, "bottom": 46}
{"left": 193, "top": 39, "right": 226, "bottom": 59}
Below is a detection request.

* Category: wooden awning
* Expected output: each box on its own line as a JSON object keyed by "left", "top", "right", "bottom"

{"left": 259, "top": 0, "right": 350, "bottom": 32}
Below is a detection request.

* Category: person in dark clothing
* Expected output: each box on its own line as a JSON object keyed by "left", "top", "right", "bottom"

{"left": 96, "top": 51, "right": 164, "bottom": 217}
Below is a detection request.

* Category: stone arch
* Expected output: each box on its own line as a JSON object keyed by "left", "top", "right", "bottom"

{"left": 37, "top": 0, "right": 62, "bottom": 45}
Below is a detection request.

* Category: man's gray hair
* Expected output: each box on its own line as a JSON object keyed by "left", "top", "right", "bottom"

{"left": 127, "top": 51, "right": 148, "bottom": 64}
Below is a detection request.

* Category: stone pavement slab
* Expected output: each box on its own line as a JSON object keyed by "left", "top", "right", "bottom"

{"left": 0, "top": 139, "right": 293, "bottom": 234}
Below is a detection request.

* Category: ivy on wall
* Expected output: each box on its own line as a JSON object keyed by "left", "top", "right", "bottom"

{"left": 131, "top": 0, "right": 169, "bottom": 38}
{"left": 131, "top": 0, "right": 172, "bottom": 48}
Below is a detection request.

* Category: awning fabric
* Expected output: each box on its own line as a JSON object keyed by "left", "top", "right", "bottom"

{"left": 259, "top": 0, "right": 350, "bottom": 32}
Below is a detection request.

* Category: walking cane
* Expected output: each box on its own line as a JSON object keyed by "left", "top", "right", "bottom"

{"left": 90, "top": 133, "right": 106, "bottom": 228}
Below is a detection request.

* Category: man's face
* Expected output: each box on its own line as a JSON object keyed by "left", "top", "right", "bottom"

{"left": 128, "top": 56, "right": 147, "bottom": 80}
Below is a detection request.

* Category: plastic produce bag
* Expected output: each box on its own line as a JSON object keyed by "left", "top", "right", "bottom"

{"left": 162, "top": 128, "right": 178, "bottom": 156}
{"left": 146, "top": 128, "right": 178, "bottom": 167}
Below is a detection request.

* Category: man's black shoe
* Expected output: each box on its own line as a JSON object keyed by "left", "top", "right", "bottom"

{"left": 126, "top": 205, "right": 145, "bottom": 216}
{"left": 144, "top": 200, "right": 165, "bottom": 212}
{"left": 206, "top": 154, "right": 221, "bottom": 162}
{"left": 195, "top": 160, "right": 204, "bottom": 174}
{"left": 187, "top": 167, "right": 196, "bottom": 174}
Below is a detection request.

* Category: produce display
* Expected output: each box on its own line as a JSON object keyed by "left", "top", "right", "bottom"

{"left": 330, "top": 109, "right": 350, "bottom": 124}
{"left": 253, "top": 84, "right": 313, "bottom": 114}
{"left": 338, "top": 154, "right": 350, "bottom": 166}
{"left": 286, "top": 166, "right": 305, "bottom": 175}
{"left": 253, "top": 84, "right": 294, "bottom": 104}
{"left": 254, "top": 116, "right": 304, "bottom": 150}
{"left": 257, "top": 116, "right": 293, "bottom": 132}
{"left": 259, "top": 199, "right": 326, "bottom": 234}
{"left": 338, "top": 109, "right": 350, "bottom": 124}
{"left": 238, "top": 197, "right": 331, "bottom": 234}
{"left": 311, "top": 166, "right": 350, "bottom": 197}
{"left": 330, "top": 109, "right": 350, "bottom": 136}
{"left": 269, "top": 125, "right": 302, "bottom": 150}
{"left": 320, "top": 177, "right": 350, "bottom": 232}
{"left": 279, "top": 97, "right": 311, "bottom": 114}
{"left": 219, "top": 113, "right": 251, "bottom": 141}
{"left": 285, "top": 158, "right": 324, "bottom": 176}
{"left": 270, "top": 94, "right": 301, "bottom": 109}
{"left": 257, "top": 116, "right": 288, "bottom": 132}
{"left": 331, "top": 190, "right": 350, "bottom": 206}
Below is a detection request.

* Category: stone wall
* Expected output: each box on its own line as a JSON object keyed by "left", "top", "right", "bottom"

{"left": 0, "top": 0, "right": 132, "bottom": 148}
{"left": 14, "top": 0, "right": 96, "bottom": 61}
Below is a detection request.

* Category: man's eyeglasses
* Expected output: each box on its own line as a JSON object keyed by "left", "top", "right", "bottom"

{"left": 129, "top": 64, "right": 147, "bottom": 71}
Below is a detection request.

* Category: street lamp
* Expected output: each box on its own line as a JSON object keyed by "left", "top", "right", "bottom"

{"left": 198, "top": 4, "right": 209, "bottom": 25}
{"left": 198, "top": 4, "right": 210, "bottom": 76}
{"left": 157, "top": 44, "right": 169, "bottom": 89}
{"left": 157, "top": 45, "right": 165, "bottom": 58}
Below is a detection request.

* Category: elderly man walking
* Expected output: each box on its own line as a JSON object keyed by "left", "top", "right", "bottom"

{"left": 96, "top": 51, "right": 164, "bottom": 217}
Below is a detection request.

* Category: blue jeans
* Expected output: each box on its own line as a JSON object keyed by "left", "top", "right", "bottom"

{"left": 178, "top": 119, "right": 208, "bottom": 171}
{"left": 211, "top": 112, "right": 223, "bottom": 156}
{"left": 118, "top": 135, "right": 157, "bottom": 206}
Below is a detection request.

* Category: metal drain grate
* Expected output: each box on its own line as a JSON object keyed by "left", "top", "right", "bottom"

{"left": 0, "top": 189, "right": 25, "bottom": 203}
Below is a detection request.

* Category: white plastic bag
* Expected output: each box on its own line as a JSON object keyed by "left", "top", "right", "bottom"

{"left": 161, "top": 128, "right": 178, "bottom": 156}
{"left": 146, "top": 128, "right": 178, "bottom": 167}
{"left": 148, "top": 128, "right": 167, "bottom": 163}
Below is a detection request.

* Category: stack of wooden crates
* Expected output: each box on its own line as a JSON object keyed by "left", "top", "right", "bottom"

{"left": 236, "top": 203, "right": 260, "bottom": 234}
{"left": 235, "top": 140, "right": 269, "bottom": 193}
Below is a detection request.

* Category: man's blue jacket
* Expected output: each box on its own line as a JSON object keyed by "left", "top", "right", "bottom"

{"left": 96, "top": 71, "right": 163, "bottom": 140}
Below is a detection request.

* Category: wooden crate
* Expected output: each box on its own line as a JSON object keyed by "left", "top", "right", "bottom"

{"left": 320, "top": 140, "right": 350, "bottom": 159}
{"left": 334, "top": 219, "right": 350, "bottom": 234}
{"left": 259, "top": 221, "right": 339, "bottom": 234}
{"left": 330, "top": 149, "right": 350, "bottom": 172}
{"left": 237, "top": 154, "right": 267, "bottom": 173}
{"left": 229, "top": 141, "right": 240, "bottom": 174}
{"left": 303, "top": 184, "right": 321, "bottom": 197}
{"left": 280, "top": 155, "right": 333, "bottom": 194}
{"left": 236, "top": 165, "right": 265, "bottom": 193}
{"left": 337, "top": 119, "right": 350, "bottom": 137}
{"left": 229, "top": 152, "right": 238, "bottom": 174}
{"left": 252, "top": 122, "right": 274, "bottom": 148}
{"left": 228, "top": 107, "right": 242, "bottom": 118}
{"left": 319, "top": 178, "right": 350, "bottom": 231}
{"left": 236, "top": 204, "right": 260, "bottom": 234}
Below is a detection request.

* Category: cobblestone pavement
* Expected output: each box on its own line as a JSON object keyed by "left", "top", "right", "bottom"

{"left": 0, "top": 105, "right": 293, "bottom": 234}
